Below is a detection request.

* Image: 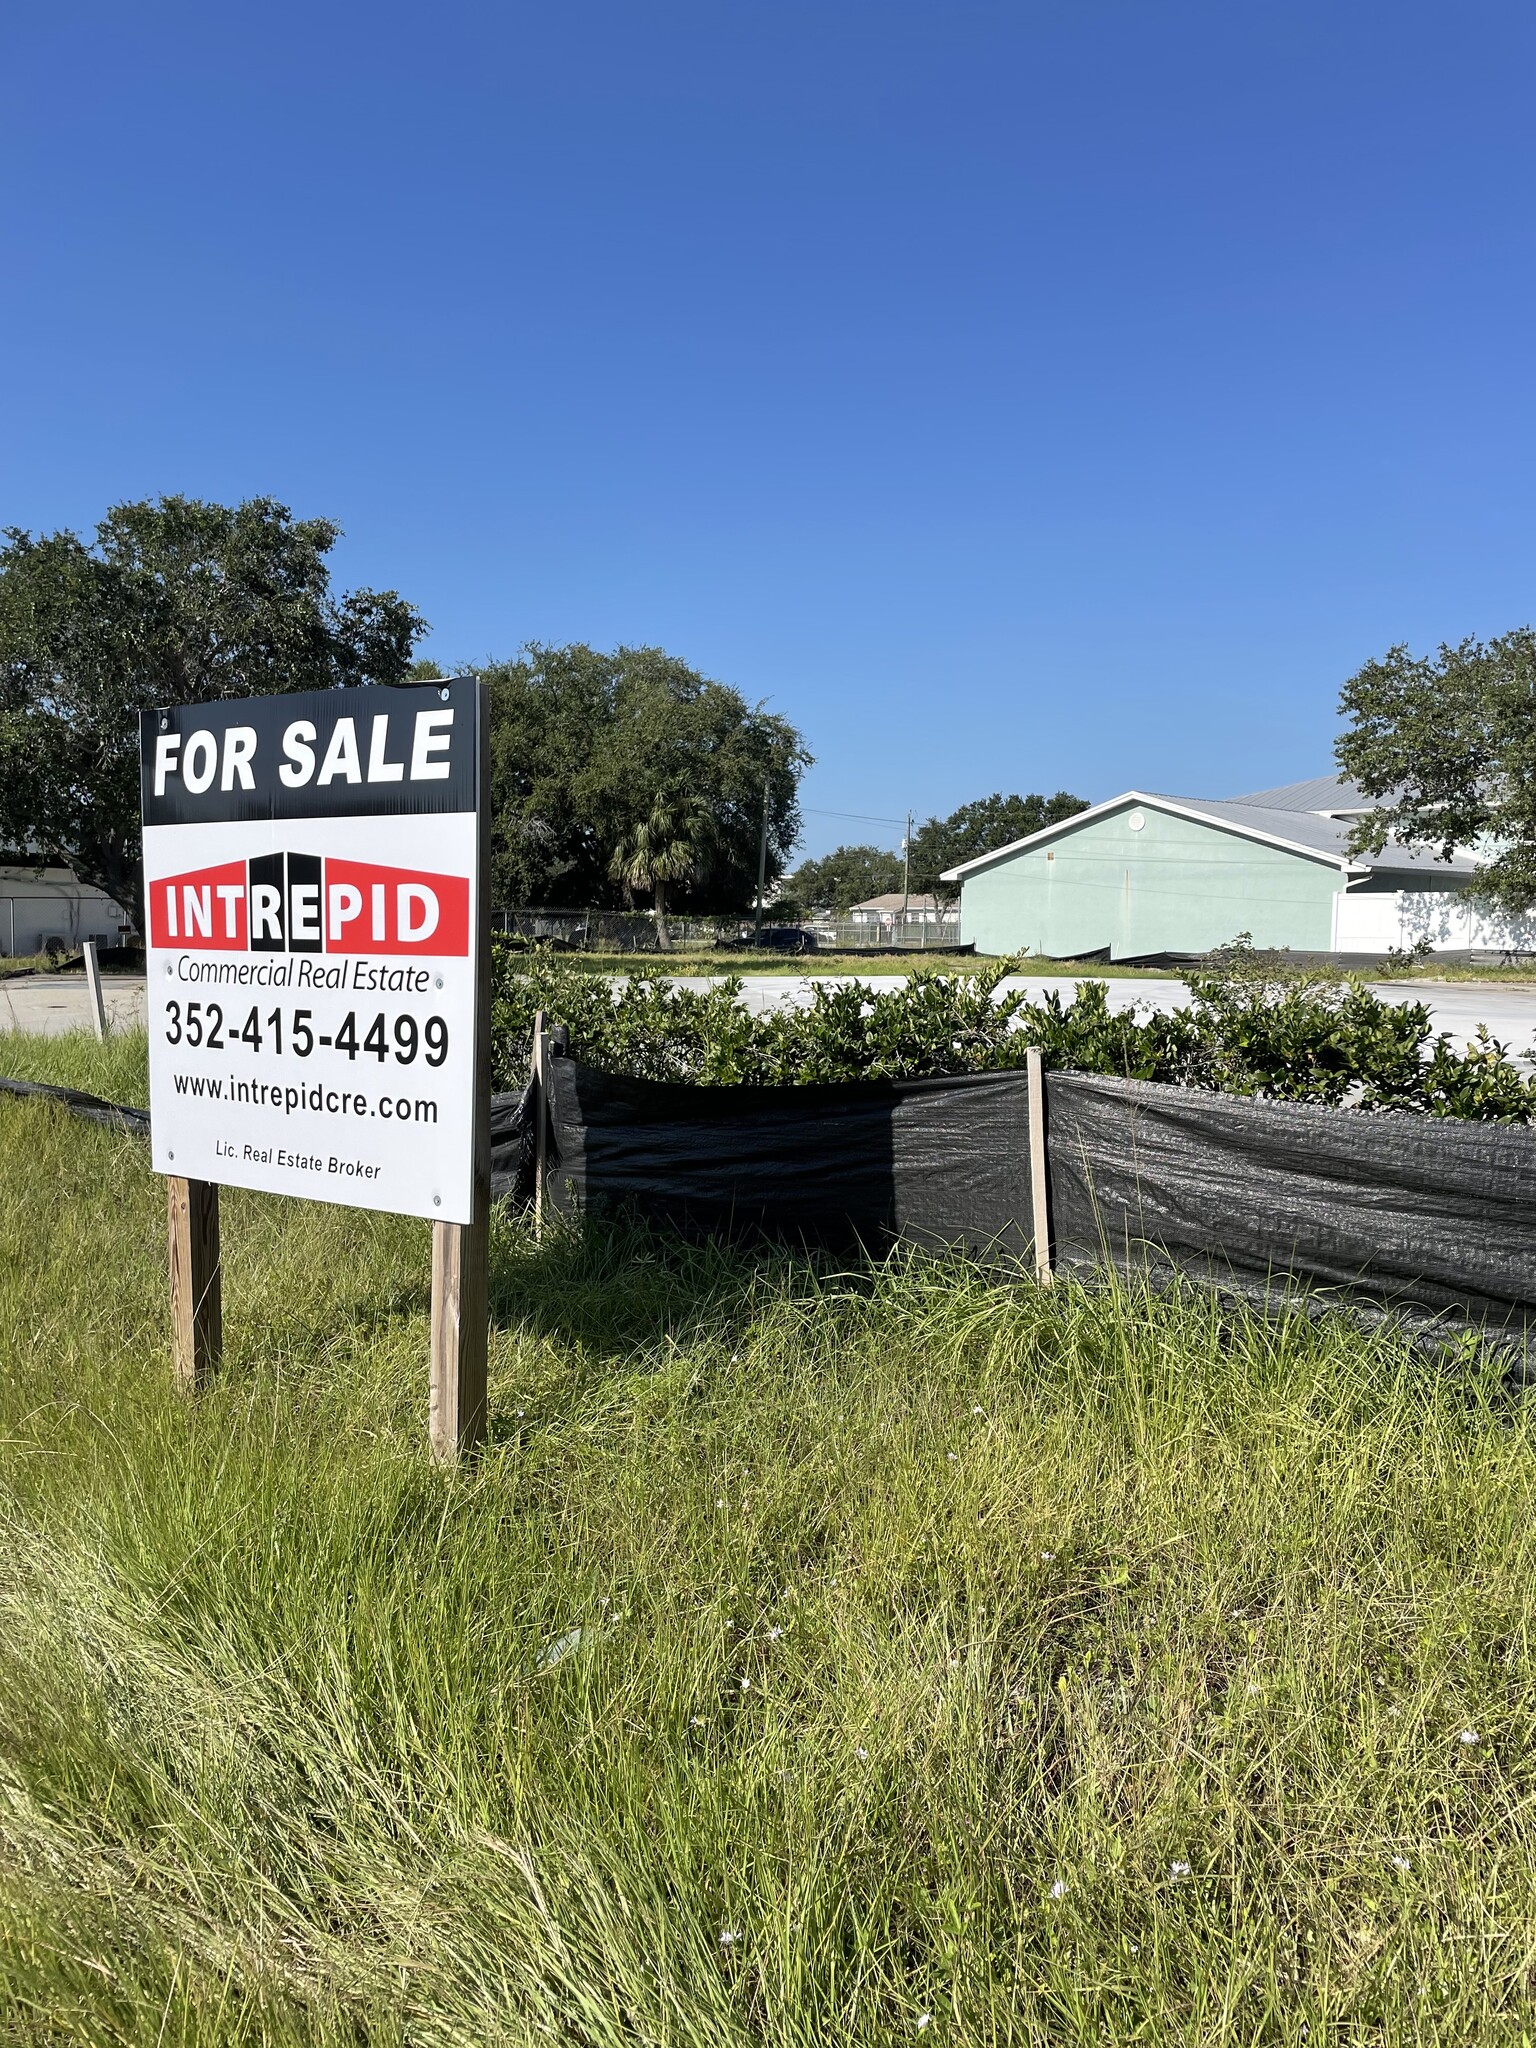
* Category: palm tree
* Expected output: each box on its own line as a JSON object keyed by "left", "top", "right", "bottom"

{"left": 608, "top": 796, "right": 708, "bottom": 950}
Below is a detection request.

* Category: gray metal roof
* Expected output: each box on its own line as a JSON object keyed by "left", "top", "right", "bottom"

{"left": 1217, "top": 773, "right": 1369, "bottom": 813}
{"left": 941, "top": 775, "right": 1476, "bottom": 881}
{"left": 1156, "top": 793, "right": 1474, "bottom": 876}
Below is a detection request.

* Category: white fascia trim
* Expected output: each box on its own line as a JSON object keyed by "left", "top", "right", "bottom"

{"left": 939, "top": 791, "right": 1366, "bottom": 882}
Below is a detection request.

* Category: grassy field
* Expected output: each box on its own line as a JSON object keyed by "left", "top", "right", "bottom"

{"left": 0, "top": 1023, "right": 150, "bottom": 1103}
{"left": 1379, "top": 961, "right": 1536, "bottom": 984}
{"left": 5, "top": 1032, "right": 1536, "bottom": 2043}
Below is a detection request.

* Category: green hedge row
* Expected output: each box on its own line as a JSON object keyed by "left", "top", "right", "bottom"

{"left": 489, "top": 941, "right": 1536, "bottom": 1122}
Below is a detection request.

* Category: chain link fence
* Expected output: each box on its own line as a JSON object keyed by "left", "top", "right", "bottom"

{"left": 493, "top": 909, "right": 971, "bottom": 954}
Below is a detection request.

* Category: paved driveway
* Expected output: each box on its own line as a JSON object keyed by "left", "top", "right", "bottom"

{"left": 4, "top": 969, "right": 1536, "bottom": 1059}
{"left": 671, "top": 973, "right": 1536, "bottom": 1055}
{"left": 0, "top": 973, "right": 148, "bottom": 1037}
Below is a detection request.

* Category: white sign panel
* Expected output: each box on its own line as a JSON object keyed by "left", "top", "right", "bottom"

{"left": 139, "top": 680, "right": 483, "bottom": 1223}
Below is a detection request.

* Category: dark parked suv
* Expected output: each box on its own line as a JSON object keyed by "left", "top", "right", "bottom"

{"left": 718, "top": 926, "right": 819, "bottom": 954}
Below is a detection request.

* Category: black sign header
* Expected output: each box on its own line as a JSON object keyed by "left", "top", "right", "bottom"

{"left": 140, "top": 679, "right": 479, "bottom": 827}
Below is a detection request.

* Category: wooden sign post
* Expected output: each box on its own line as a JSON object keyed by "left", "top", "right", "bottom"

{"left": 167, "top": 1175, "right": 221, "bottom": 1389}
{"left": 141, "top": 677, "right": 491, "bottom": 1462}
{"left": 430, "top": 691, "right": 491, "bottom": 1462}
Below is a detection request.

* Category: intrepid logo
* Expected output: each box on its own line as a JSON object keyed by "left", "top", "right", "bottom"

{"left": 149, "top": 855, "right": 470, "bottom": 956}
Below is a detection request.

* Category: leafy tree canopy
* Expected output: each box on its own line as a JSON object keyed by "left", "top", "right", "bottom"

{"left": 481, "top": 644, "right": 808, "bottom": 912}
{"left": 909, "top": 791, "right": 1088, "bottom": 898}
{"left": 1336, "top": 629, "right": 1536, "bottom": 911}
{"left": 788, "top": 844, "right": 904, "bottom": 914}
{"left": 0, "top": 496, "right": 424, "bottom": 927}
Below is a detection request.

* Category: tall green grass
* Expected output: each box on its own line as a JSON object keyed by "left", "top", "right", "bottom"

{"left": 0, "top": 1021, "right": 149, "bottom": 1104}
{"left": 3, "top": 1035, "right": 1536, "bottom": 2042}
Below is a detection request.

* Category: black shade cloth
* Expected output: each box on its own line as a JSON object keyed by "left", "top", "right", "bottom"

{"left": 539, "top": 1056, "right": 1033, "bottom": 1255}
{"left": 489, "top": 1084, "right": 536, "bottom": 1205}
{"left": 10, "top": 1054, "right": 1536, "bottom": 1344}
{"left": 0, "top": 1075, "right": 152, "bottom": 1137}
{"left": 1046, "top": 1071, "right": 1536, "bottom": 1331}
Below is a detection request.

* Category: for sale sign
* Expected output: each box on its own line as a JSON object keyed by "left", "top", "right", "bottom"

{"left": 140, "top": 679, "right": 485, "bottom": 1223}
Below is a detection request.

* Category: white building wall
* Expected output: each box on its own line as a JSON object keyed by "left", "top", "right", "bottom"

{"left": 0, "top": 866, "right": 130, "bottom": 956}
{"left": 1332, "top": 889, "right": 1536, "bottom": 956}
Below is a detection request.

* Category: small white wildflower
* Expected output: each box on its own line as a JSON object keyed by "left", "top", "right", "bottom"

{"left": 971, "top": 1404, "right": 984, "bottom": 1415}
{"left": 740, "top": 1677, "right": 751, "bottom": 1691}
{"left": 947, "top": 1452, "right": 958, "bottom": 1463}
{"left": 690, "top": 1716, "right": 704, "bottom": 1727}
{"left": 1129, "top": 1943, "right": 1140, "bottom": 1955}
{"left": 1048, "top": 1878, "right": 1067, "bottom": 1900}
{"left": 1388, "top": 1706, "right": 1400, "bottom": 1719}
{"left": 1246, "top": 1683, "right": 1260, "bottom": 1696}
{"left": 1458, "top": 1728, "right": 1480, "bottom": 1746}
{"left": 599, "top": 1596, "right": 609, "bottom": 1608}
{"left": 767, "top": 1625, "right": 783, "bottom": 1641}
{"left": 856, "top": 1746, "right": 868, "bottom": 1760}
{"left": 731, "top": 1352, "right": 740, "bottom": 1363}
{"left": 947, "top": 1654, "right": 960, "bottom": 1668}
{"left": 515, "top": 1407, "right": 524, "bottom": 1417}
{"left": 716, "top": 1497, "right": 727, "bottom": 1509}
{"left": 1391, "top": 1855, "right": 1411, "bottom": 1872}
{"left": 719, "top": 1929, "right": 740, "bottom": 1946}
{"left": 1170, "top": 1861, "right": 1191, "bottom": 1879}
{"left": 915, "top": 2017, "right": 932, "bottom": 2033}
{"left": 1040, "top": 1550, "right": 1055, "bottom": 1562}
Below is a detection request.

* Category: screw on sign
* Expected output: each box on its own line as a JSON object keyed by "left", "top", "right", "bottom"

{"left": 139, "top": 679, "right": 491, "bottom": 1462}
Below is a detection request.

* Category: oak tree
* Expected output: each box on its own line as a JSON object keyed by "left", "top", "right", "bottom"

{"left": 0, "top": 496, "right": 424, "bottom": 930}
{"left": 1336, "top": 629, "right": 1536, "bottom": 910}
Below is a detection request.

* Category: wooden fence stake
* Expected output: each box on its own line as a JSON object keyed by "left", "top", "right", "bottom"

{"left": 1026, "top": 1046, "right": 1053, "bottom": 1286}
{"left": 533, "top": 1008, "right": 548, "bottom": 1242}
{"left": 167, "top": 1176, "right": 222, "bottom": 1388}
{"left": 82, "top": 937, "right": 108, "bottom": 1041}
{"left": 428, "top": 678, "right": 491, "bottom": 1465}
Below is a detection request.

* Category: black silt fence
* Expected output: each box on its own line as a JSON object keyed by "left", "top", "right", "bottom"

{"left": 12, "top": 1054, "right": 1536, "bottom": 1341}
{"left": 1045, "top": 1072, "right": 1536, "bottom": 1334}
{"left": 519, "top": 1054, "right": 1536, "bottom": 1340}
{"left": 532, "top": 1058, "right": 1032, "bottom": 1258}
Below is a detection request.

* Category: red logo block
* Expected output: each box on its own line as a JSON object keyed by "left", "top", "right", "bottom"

{"left": 147, "top": 855, "right": 470, "bottom": 955}
{"left": 322, "top": 859, "right": 470, "bottom": 955}
{"left": 149, "top": 861, "right": 249, "bottom": 950}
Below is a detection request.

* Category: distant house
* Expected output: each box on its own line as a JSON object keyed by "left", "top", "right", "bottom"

{"left": 848, "top": 892, "right": 958, "bottom": 929}
{"left": 941, "top": 774, "right": 1536, "bottom": 961}
{"left": 0, "top": 853, "right": 131, "bottom": 957}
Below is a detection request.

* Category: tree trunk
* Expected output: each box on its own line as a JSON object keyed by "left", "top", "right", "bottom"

{"left": 68, "top": 836, "right": 143, "bottom": 943}
{"left": 654, "top": 879, "right": 671, "bottom": 951}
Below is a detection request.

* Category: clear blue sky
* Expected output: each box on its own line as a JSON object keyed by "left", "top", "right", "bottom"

{"left": 4, "top": 2, "right": 1533, "bottom": 859}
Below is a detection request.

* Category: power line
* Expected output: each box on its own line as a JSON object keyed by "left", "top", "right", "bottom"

{"left": 801, "top": 806, "right": 909, "bottom": 829}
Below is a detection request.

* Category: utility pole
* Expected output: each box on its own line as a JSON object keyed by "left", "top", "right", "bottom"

{"left": 754, "top": 778, "right": 770, "bottom": 941}
{"left": 901, "top": 810, "right": 912, "bottom": 931}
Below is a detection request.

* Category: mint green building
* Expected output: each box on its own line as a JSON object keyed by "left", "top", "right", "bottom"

{"left": 942, "top": 776, "right": 1475, "bottom": 962}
